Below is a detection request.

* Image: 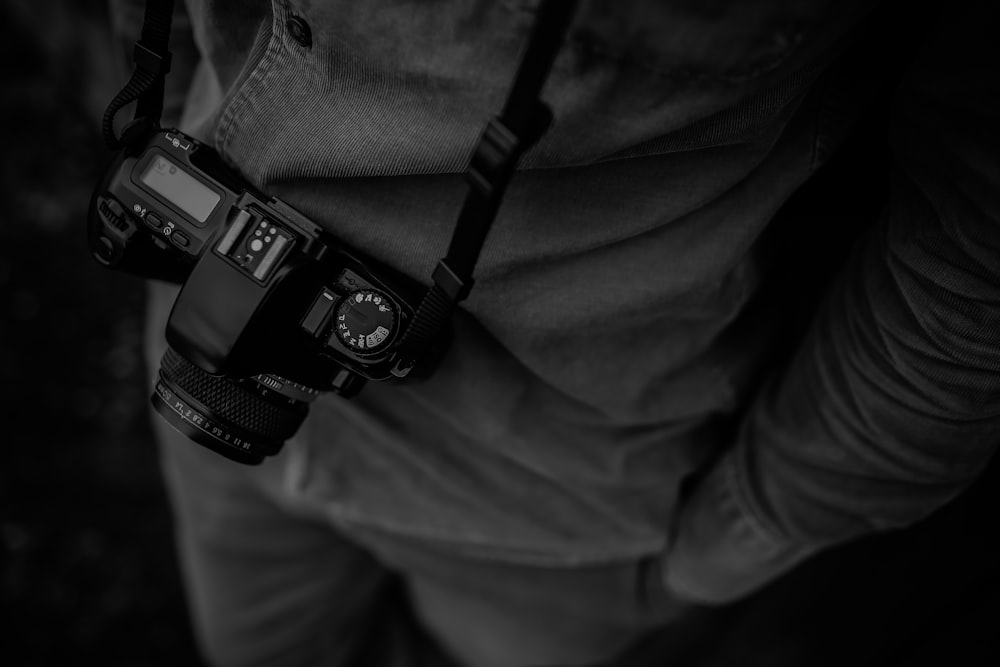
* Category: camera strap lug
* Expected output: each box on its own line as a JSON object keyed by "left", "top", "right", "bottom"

{"left": 119, "top": 117, "right": 158, "bottom": 150}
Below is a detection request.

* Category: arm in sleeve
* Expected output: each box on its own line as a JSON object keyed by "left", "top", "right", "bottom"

{"left": 662, "top": 1, "right": 1000, "bottom": 603}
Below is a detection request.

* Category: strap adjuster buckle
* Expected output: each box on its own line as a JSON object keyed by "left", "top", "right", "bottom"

{"left": 466, "top": 118, "right": 520, "bottom": 197}
{"left": 432, "top": 260, "right": 473, "bottom": 302}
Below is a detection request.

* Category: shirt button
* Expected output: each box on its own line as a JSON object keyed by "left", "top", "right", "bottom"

{"left": 287, "top": 15, "right": 312, "bottom": 48}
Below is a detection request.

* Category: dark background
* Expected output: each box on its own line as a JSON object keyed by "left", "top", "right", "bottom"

{"left": 1, "top": 2, "right": 999, "bottom": 666}
{"left": 0, "top": 1, "right": 202, "bottom": 664}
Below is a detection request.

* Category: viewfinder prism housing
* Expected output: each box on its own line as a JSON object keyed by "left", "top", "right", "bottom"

{"left": 89, "top": 129, "right": 436, "bottom": 464}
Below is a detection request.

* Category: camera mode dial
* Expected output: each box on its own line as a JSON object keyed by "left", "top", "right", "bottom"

{"left": 334, "top": 289, "right": 397, "bottom": 354}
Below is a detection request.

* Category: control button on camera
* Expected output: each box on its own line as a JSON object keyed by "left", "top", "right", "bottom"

{"left": 146, "top": 212, "right": 164, "bottom": 229}
{"left": 103, "top": 198, "right": 125, "bottom": 220}
{"left": 301, "top": 289, "right": 337, "bottom": 337}
{"left": 171, "top": 230, "right": 190, "bottom": 248}
{"left": 164, "top": 132, "right": 192, "bottom": 150}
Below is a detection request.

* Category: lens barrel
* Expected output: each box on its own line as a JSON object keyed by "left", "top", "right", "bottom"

{"left": 151, "top": 347, "right": 311, "bottom": 464}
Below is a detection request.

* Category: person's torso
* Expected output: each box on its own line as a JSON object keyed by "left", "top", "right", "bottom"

{"left": 160, "top": 0, "right": 874, "bottom": 563}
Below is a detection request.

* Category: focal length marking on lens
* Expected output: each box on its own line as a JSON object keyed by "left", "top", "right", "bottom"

{"left": 154, "top": 380, "right": 254, "bottom": 451}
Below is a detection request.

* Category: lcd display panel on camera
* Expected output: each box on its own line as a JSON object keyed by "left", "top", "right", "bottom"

{"left": 139, "top": 155, "right": 220, "bottom": 223}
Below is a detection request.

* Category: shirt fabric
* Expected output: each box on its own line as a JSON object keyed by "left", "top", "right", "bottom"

{"left": 134, "top": 0, "right": 1000, "bottom": 604}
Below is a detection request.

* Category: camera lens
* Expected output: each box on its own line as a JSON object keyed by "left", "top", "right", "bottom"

{"left": 151, "top": 347, "right": 312, "bottom": 465}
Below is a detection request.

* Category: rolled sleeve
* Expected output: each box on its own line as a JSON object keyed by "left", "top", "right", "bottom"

{"left": 663, "top": 451, "right": 818, "bottom": 603}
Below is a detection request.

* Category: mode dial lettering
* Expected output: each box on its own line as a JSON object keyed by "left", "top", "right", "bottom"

{"left": 334, "top": 289, "right": 397, "bottom": 354}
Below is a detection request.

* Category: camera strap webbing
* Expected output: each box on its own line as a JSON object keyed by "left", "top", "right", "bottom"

{"left": 394, "top": 0, "right": 578, "bottom": 373}
{"left": 102, "top": 0, "right": 175, "bottom": 149}
{"left": 104, "top": 0, "right": 577, "bottom": 373}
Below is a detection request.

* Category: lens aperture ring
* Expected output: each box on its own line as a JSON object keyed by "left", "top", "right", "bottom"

{"left": 153, "top": 379, "right": 282, "bottom": 461}
{"left": 157, "top": 348, "right": 308, "bottom": 456}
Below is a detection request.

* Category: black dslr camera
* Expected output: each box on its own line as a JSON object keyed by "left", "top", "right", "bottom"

{"left": 91, "top": 0, "right": 573, "bottom": 465}
{"left": 90, "top": 129, "right": 435, "bottom": 464}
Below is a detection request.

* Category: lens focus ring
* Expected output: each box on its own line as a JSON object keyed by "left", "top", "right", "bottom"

{"left": 157, "top": 348, "right": 309, "bottom": 458}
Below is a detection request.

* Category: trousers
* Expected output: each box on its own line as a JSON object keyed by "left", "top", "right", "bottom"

{"left": 156, "top": 418, "right": 704, "bottom": 667}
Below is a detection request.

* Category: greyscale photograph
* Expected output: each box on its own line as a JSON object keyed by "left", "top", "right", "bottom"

{"left": 1, "top": 1, "right": 998, "bottom": 666}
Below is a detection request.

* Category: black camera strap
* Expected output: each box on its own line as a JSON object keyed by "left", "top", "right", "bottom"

{"left": 394, "top": 0, "right": 578, "bottom": 373}
{"left": 104, "top": 0, "right": 576, "bottom": 373}
{"left": 102, "top": 0, "right": 175, "bottom": 149}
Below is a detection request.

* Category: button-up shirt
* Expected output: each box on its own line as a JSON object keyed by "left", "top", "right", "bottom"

{"left": 121, "top": 0, "right": 1000, "bottom": 603}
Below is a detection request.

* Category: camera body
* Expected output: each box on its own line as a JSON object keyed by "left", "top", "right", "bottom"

{"left": 89, "top": 129, "right": 436, "bottom": 463}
